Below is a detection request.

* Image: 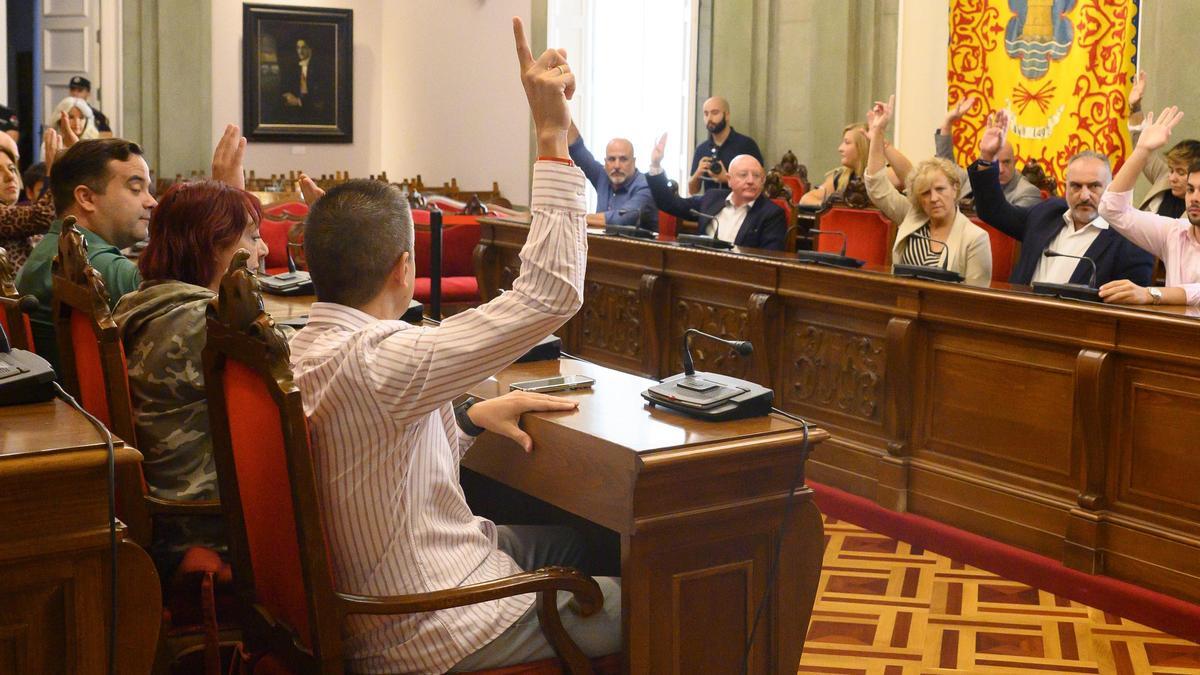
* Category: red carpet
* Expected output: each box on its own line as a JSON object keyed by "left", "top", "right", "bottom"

{"left": 808, "top": 480, "right": 1200, "bottom": 645}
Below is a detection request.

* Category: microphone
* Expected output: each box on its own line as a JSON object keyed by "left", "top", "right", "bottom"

{"left": 807, "top": 228, "right": 847, "bottom": 257}
{"left": 892, "top": 232, "right": 965, "bottom": 283}
{"left": 285, "top": 241, "right": 300, "bottom": 274}
{"left": 1032, "top": 249, "right": 1101, "bottom": 302}
{"left": 17, "top": 295, "right": 39, "bottom": 314}
{"left": 1042, "top": 249, "right": 1098, "bottom": 288}
{"left": 794, "top": 228, "right": 864, "bottom": 268}
{"left": 676, "top": 210, "right": 733, "bottom": 250}
{"left": 682, "top": 328, "right": 752, "bottom": 377}
{"left": 616, "top": 207, "right": 643, "bottom": 228}
{"left": 607, "top": 209, "right": 654, "bottom": 239}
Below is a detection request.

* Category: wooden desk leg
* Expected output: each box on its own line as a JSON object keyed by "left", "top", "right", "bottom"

{"left": 624, "top": 488, "right": 825, "bottom": 674}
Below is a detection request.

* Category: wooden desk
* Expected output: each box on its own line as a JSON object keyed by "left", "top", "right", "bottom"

{"left": 476, "top": 217, "right": 1200, "bottom": 606}
{"left": 465, "top": 358, "right": 827, "bottom": 674}
{"left": 0, "top": 399, "right": 160, "bottom": 674}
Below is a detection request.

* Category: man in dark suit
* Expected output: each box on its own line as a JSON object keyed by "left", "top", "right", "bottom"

{"left": 280, "top": 38, "right": 335, "bottom": 125}
{"left": 646, "top": 133, "right": 787, "bottom": 251}
{"left": 968, "top": 112, "right": 1153, "bottom": 287}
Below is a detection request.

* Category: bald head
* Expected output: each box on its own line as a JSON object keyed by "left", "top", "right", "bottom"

{"left": 604, "top": 137, "right": 636, "bottom": 187}
{"left": 995, "top": 141, "right": 1018, "bottom": 185}
{"left": 703, "top": 97, "right": 731, "bottom": 136}
{"left": 727, "top": 154, "right": 764, "bottom": 206}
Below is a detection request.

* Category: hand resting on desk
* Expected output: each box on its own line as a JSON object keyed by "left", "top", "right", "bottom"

{"left": 468, "top": 390, "right": 579, "bottom": 453}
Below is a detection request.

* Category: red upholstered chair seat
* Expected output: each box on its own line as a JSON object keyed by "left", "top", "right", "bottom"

{"left": 780, "top": 175, "right": 807, "bottom": 203}
{"left": 657, "top": 210, "right": 678, "bottom": 241}
{"left": 971, "top": 216, "right": 1020, "bottom": 283}
{"left": 0, "top": 309, "right": 34, "bottom": 352}
{"left": 413, "top": 276, "right": 479, "bottom": 303}
{"left": 411, "top": 210, "right": 483, "bottom": 304}
{"left": 816, "top": 207, "right": 894, "bottom": 266}
{"left": 260, "top": 201, "right": 309, "bottom": 274}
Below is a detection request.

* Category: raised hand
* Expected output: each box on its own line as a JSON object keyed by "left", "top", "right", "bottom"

{"left": 945, "top": 96, "right": 976, "bottom": 124}
{"left": 868, "top": 95, "right": 895, "bottom": 134}
{"left": 978, "top": 111, "right": 1008, "bottom": 161}
{"left": 1129, "top": 71, "right": 1146, "bottom": 112}
{"left": 650, "top": 132, "right": 667, "bottom": 169}
{"left": 298, "top": 173, "right": 325, "bottom": 205}
{"left": 513, "top": 16, "right": 574, "bottom": 157}
{"left": 59, "top": 111, "right": 80, "bottom": 148}
{"left": 1136, "top": 107, "right": 1184, "bottom": 152}
{"left": 43, "top": 129, "right": 62, "bottom": 176}
{"left": 211, "top": 124, "right": 247, "bottom": 190}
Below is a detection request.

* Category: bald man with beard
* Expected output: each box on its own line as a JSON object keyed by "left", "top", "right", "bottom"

{"left": 689, "top": 96, "right": 763, "bottom": 195}
{"left": 567, "top": 122, "right": 658, "bottom": 231}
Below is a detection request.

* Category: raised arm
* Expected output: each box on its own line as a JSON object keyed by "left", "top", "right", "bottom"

{"left": 1100, "top": 107, "right": 1186, "bottom": 258}
{"left": 863, "top": 96, "right": 911, "bottom": 223}
{"left": 648, "top": 132, "right": 702, "bottom": 218}
{"left": 566, "top": 121, "right": 606, "bottom": 189}
{"left": 967, "top": 111, "right": 1032, "bottom": 240}
{"left": 1126, "top": 73, "right": 1169, "bottom": 185}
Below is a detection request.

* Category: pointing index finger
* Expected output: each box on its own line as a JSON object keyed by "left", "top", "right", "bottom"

{"left": 513, "top": 17, "right": 534, "bottom": 72}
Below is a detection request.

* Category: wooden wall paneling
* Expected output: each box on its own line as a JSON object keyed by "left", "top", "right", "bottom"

{"left": 573, "top": 263, "right": 652, "bottom": 375}
{"left": 746, "top": 292, "right": 780, "bottom": 388}
{"left": 879, "top": 316, "right": 916, "bottom": 511}
{"left": 638, "top": 273, "right": 667, "bottom": 377}
{"left": 1063, "top": 348, "right": 1113, "bottom": 574}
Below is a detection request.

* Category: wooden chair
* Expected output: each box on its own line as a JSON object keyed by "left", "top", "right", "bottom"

{"left": 969, "top": 215, "right": 1022, "bottom": 283}
{"left": 50, "top": 216, "right": 238, "bottom": 674}
{"left": 204, "top": 251, "right": 614, "bottom": 674}
{"left": 0, "top": 246, "right": 35, "bottom": 350}
{"left": 254, "top": 199, "right": 310, "bottom": 274}
{"left": 412, "top": 209, "right": 484, "bottom": 315}
{"left": 811, "top": 206, "right": 896, "bottom": 266}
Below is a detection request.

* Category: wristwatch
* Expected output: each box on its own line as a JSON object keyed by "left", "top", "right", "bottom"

{"left": 1148, "top": 287, "right": 1163, "bottom": 305}
{"left": 453, "top": 396, "right": 486, "bottom": 437}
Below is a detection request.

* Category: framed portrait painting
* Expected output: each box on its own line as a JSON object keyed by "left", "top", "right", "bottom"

{"left": 243, "top": 4, "right": 353, "bottom": 143}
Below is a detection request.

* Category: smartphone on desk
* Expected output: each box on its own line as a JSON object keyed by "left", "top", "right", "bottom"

{"left": 509, "top": 375, "right": 595, "bottom": 394}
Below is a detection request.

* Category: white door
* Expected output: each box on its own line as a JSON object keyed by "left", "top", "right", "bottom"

{"left": 40, "top": 0, "right": 101, "bottom": 133}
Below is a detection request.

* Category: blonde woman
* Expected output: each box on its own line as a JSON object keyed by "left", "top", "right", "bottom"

{"left": 866, "top": 95, "right": 992, "bottom": 285}
{"left": 48, "top": 97, "right": 99, "bottom": 142}
{"left": 800, "top": 122, "right": 911, "bottom": 206}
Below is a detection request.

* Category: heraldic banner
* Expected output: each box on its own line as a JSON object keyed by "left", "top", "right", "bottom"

{"left": 948, "top": 0, "right": 1141, "bottom": 188}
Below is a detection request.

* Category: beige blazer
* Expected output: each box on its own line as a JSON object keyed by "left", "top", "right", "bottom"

{"left": 865, "top": 168, "right": 993, "bottom": 285}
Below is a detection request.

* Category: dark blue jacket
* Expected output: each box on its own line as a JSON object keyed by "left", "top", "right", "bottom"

{"left": 968, "top": 160, "right": 1154, "bottom": 286}
{"left": 647, "top": 170, "right": 787, "bottom": 251}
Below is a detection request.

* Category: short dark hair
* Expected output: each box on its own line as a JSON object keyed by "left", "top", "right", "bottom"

{"left": 22, "top": 162, "right": 46, "bottom": 190}
{"left": 304, "top": 180, "right": 413, "bottom": 307}
{"left": 138, "top": 181, "right": 262, "bottom": 287}
{"left": 50, "top": 138, "right": 144, "bottom": 216}
{"left": 1189, "top": 159, "right": 1200, "bottom": 176}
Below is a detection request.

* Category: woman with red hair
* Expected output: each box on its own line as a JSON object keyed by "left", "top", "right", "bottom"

{"left": 113, "top": 170, "right": 276, "bottom": 578}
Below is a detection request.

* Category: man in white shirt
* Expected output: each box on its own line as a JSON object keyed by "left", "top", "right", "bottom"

{"left": 289, "top": 18, "right": 620, "bottom": 673}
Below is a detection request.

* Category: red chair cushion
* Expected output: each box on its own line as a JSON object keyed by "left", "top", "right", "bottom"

{"left": 164, "top": 546, "right": 236, "bottom": 629}
{"left": 223, "top": 360, "right": 312, "bottom": 648}
{"left": 780, "top": 175, "right": 807, "bottom": 203}
{"left": 971, "top": 217, "right": 1018, "bottom": 283}
{"left": 657, "top": 211, "right": 678, "bottom": 241}
{"left": 260, "top": 202, "right": 309, "bottom": 271}
{"left": 413, "top": 276, "right": 479, "bottom": 303}
{"left": 70, "top": 310, "right": 113, "bottom": 426}
{"left": 816, "top": 207, "right": 893, "bottom": 266}
{"left": 0, "top": 311, "right": 34, "bottom": 353}
{"left": 771, "top": 197, "right": 792, "bottom": 224}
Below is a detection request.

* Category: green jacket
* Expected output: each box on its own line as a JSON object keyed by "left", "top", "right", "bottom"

{"left": 14, "top": 219, "right": 141, "bottom": 372}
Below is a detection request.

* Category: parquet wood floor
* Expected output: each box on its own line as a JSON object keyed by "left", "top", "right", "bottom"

{"left": 798, "top": 517, "right": 1200, "bottom": 674}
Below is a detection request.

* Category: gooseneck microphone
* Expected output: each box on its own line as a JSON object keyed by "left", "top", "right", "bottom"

{"left": 608, "top": 208, "right": 655, "bottom": 239}
{"left": 681, "top": 328, "right": 753, "bottom": 377}
{"left": 676, "top": 210, "right": 734, "bottom": 250}
{"left": 807, "top": 228, "right": 848, "bottom": 257}
{"left": 891, "top": 232, "right": 965, "bottom": 283}
{"left": 1032, "top": 249, "right": 1101, "bottom": 302}
{"left": 1042, "top": 249, "right": 1098, "bottom": 288}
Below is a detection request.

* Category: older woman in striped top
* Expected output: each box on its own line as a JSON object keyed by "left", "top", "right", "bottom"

{"left": 864, "top": 95, "right": 992, "bottom": 285}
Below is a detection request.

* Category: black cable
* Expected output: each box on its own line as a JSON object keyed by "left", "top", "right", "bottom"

{"left": 744, "top": 408, "right": 812, "bottom": 673}
{"left": 54, "top": 382, "right": 118, "bottom": 675}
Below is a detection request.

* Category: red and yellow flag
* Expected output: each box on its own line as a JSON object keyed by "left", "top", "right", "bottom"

{"left": 948, "top": 0, "right": 1141, "bottom": 188}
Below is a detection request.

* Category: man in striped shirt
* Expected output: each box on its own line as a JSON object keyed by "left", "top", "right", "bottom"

{"left": 289, "top": 18, "right": 620, "bottom": 673}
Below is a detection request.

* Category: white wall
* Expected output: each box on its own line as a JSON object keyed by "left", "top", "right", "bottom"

{"left": 380, "top": 1, "right": 533, "bottom": 203}
{"left": 894, "top": 0, "right": 949, "bottom": 161}
{"left": 210, "top": 0, "right": 385, "bottom": 180}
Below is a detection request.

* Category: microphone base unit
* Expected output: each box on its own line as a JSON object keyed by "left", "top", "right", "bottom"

{"left": 794, "top": 250, "right": 865, "bottom": 268}
{"left": 1033, "top": 281, "right": 1101, "bottom": 302}
{"left": 642, "top": 371, "right": 774, "bottom": 422}
{"left": 675, "top": 234, "right": 735, "bottom": 250}
{"left": 892, "top": 264, "right": 964, "bottom": 284}
{"left": 605, "top": 225, "right": 656, "bottom": 240}
{"left": 258, "top": 270, "right": 314, "bottom": 296}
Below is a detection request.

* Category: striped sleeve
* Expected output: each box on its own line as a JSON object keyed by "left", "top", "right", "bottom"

{"left": 367, "top": 161, "right": 588, "bottom": 425}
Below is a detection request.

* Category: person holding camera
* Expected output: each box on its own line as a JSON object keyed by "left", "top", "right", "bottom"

{"left": 688, "top": 96, "right": 763, "bottom": 195}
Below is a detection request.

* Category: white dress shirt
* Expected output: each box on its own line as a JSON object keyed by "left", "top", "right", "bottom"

{"left": 1030, "top": 212, "right": 1107, "bottom": 285}
{"left": 289, "top": 161, "right": 587, "bottom": 674}
{"left": 712, "top": 194, "right": 751, "bottom": 243}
